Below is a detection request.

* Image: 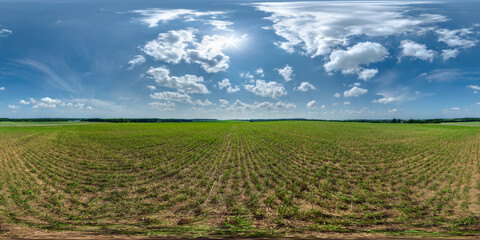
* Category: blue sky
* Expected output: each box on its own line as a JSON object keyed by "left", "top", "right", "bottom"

{"left": 1, "top": 0, "right": 480, "bottom": 119}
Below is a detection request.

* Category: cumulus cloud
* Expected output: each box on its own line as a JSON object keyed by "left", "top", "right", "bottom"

{"left": 467, "top": 85, "right": 480, "bottom": 94}
{"left": 373, "top": 87, "right": 419, "bottom": 103}
{"left": 148, "top": 101, "right": 175, "bottom": 111}
{"left": 24, "top": 97, "right": 92, "bottom": 110}
{"left": 8, "top": 105, "right": 19, "bottom": 109}
{"left": 185, "top": 34, "right": 230, "bottom": 73}
{"left": 372, "top": 97, "right": 396, "bottom": 104}
{"left": 255, "top": 68, "right": 264, "bottom": 77}
{"left": 127, "top": 55, "right": 146, "bottom": 69}
{"left": 399, "top": 40, "right": 436, "bottom": 62}
{"left": 218, "top": 78, "right": 240, "bottom": 93}
{"left": 219, "top": 99, "right": 229, "bottom": 107}
{"left": 295, "top": 82, "right": 316, "bottom": 92}
{"left": 324, "top": 42, "right": 388, "bottom": 80}
{"left": 254, "top": 1, "right": 446, "bottom": 57}
{"left": 0, "top": 86, "right": 5, "bottom": 91}
{"left": 344, "top": 86, "right": 368, "bottom": 97}
{"left": 150, "top": 91, "right": 193, "bottom": 104}
{"left": 441, "top": 49, "right": 460, "bottom": 61}
{"left": 194, "top": 99, "right": 213, "bottom": 106}
{"left": 133, "top": 8, "right": 225, "bottom": 27}
{"left": 344, "top": 101, "right": 350, "bottom": 105}
{"left": 306, "top": 100, "right": 316, "bottom": 109}
{"left": 358, "top": 69, "right": 379, "bottom": 81}
{"left": 0, "top": 28, "right": 12, "bottom": 37}
{"left": 146, "top": 66, "right": 209, "bottom": 94}
{"left": 436, "top": 28, "right": 478, "bottom": 48}
{"left": 142, "top": 29, "right": 196, "bottom": 64}
{"left": 142, "top": 28, "right": 231, "bottom": 73}
{"left": 333, "top": 92, "right": 341, "bottom": 98}
{"left": 147, "top": 85, "right": 156, "bottom": 91}
{"left": 244, "top": 80, "right": 287, "bottom": 99}
{"left": 207, "top": 20, "right": 233, "bottom": 31}
{"left": 277, "top": 64, "right": 294, "bottom": 81}
{"left": 222, "top": 99, "right": 295, "bottom": 112}
{"left": 451, "top": 107, "right": 460, "bottom": 110}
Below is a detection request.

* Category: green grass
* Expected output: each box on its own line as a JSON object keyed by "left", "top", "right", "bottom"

{"left": 0, "top": 121, "right": 84, "bottom": 126}
{"left": 441, "top": 121, "right": 480, "bottom": 126}
{"left": 0, "top": 121, "right": 479, "bottom": 237}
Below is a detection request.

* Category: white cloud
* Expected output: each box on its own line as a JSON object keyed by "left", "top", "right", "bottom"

{"left": 207, "top": 20, "right": 233, "bottom": 31}
{"left": 373, "top": 87, "right": 419, "bottom": 103}
{"left": 0, "top": 86, "right": 5, "bottom": 91}
{"left": 146, "top": 66, "right": 209, "bottom": 94}
{"left": 19, "top": 100, "right": 30, "bottom": 105}
{"left": 441, "top": 49, "right": 460, "bottom": 61}
{"left": 150, "top": 91, "right": 193, "bottom": 104}
{"left": 399, "top": 40, "right": 435, "bottom": 62}
{"left": 254, "top": 2, "right": 446, "bottom": 57}
{"left": 143, "top": 29, "right": 234, "bottom": 72}
{"left": 343, "top": 101, "right": 350, "bottom": 105}
{"left": 133, "top": 8, "right": 225, "bottom": 27}
{"left": 218, "top": 78, "right": 240, "bottom": 93}
{"left": 468, "top": 85, "right": 480, "bottom": 93}
{"left": 194, "top": 99, "right": 213, "bottom": 106}
{"left": 324, "top": 42, "right": 388, "bottom": 80}
{"left": 436, "top": 28, "right": 478, "bottom": 48}
{"left": 185, "top": 34, "right": 230, "bottom": 73}
{"left": 306, "top": 100, "right": 316, "bottom": 109}
{"left": 8, "top": 105, "right": 19, "bottom": 109}
{"left": 255, "top": 68, "right": 264, "bottom": 76}
{"left": 86, "top": 106, "right": 93, "bottom": 110}
{"left": 219, "top": 99, "right": 229, "bottom": 107}
{"left": 240, "top": 72, "right": 254, "bottom": 80}
{"left": 358, "top": 69, "right": 379, "bottom": 81}
{"left": 333, "top": 92, "right": 341, "bottom": 98}
{"left": 372, "top": 97, "right": 396, "bottom": 104}
{"left": 451, "top": 107, "right": 460, "bottom": 110}
{"left": 223, "top": 99, "right": 295, "bottom": 112}
{"left": 127, "top": 55, "right": 146, "bottom": 69}
{"left": 244, "top": 80, "right": 287, "bottom": 99}
{"left": 388, "top": 108, "right": 398, "bottom": 113}
{"left": 320, "top": 104, "right": 326, "bottom": 109}
{"left": 0, "top": 28, "right": 12, "bottom": 37}
{"left": 277, "top": 64, "right": 294, "bottom": 81}
{"left": 142, "top": 29, "right": 196, "bottom": 64}
{"left": 147, "top": 85, "right": 156, "bottom": 91}
{"left": 344, "top": 86, "right": 367, "bottom": 97}
{"left": 148, "top": 101, "right": 175, "bottom": 111}
{"left": 295, "top": 82, "right": 316, "bottom": 92}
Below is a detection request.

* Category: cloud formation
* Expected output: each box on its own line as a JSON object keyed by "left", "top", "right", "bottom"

{"left": 146, "top": 66, "right": 209, "bottom": 94}
{"left": 295, "top": 82, "right": 316, "bottom": 92}
{"left": 344, "top": 86, "right": 367, "bottom": 97}
{"left": 255, "top": 1, "right": 447, "bottom": 57}
{"left": 244, "top": 80, "right": 287, "bottom": 99}
{"left": 277, "top": 64, "right": 294, "bottom": 81}
{"left": 324, "top": 42, "right": 388, "bottom": 80}
{"left": 142, "top": 29, "right": 231, "bottom": 73}
{"left": 399, "top": 40, "right": 435, "bottom": 62}
{"left": 127, "top": 55, "right": 146, "bottom": 69}
{"left": 306, "top": 100, "right": 316, "bottom": 109}
{"left": 133, "top": 8, "right": 225, "bottom": 27}
{"left": 150, "top": 91, "right": 193, "bottom": 104}
{"left": 218, "top": 78, "right": 240, "bottom": 93}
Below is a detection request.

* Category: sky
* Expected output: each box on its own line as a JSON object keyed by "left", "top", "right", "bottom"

{"left": 0, "top": 0, "right": 480, "bottom": 119}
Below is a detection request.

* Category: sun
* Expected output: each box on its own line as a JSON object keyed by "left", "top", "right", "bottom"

{"left": 223, "top": 34, "right": 247, "bottom": 49}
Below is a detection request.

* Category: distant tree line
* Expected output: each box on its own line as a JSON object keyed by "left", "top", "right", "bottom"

{"left": 81, "top": 118, "right": 217, "bottom": 123}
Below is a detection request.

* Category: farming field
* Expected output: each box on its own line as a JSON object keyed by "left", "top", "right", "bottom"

{"left": 0, "top": 121, "right": 479, "bottom": 238}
